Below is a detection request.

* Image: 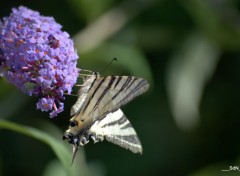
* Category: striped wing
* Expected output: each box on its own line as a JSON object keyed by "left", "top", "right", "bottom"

{"left": 70, "top": 73, "right": 99, "bottom": 116}
{"left": 80, "top": 76, "right": 149, "bottom": 122}
{"left": 89, "top": 109, "right": 142, "bottom": 153}
{"left": 70, "top": 91, "right": 88, "bottom": 116}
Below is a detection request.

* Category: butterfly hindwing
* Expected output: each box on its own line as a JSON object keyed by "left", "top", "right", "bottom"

{"left": 89, "top": 109, "right": 142, "bottom": 153}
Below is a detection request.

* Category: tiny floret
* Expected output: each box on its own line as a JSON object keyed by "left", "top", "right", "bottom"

{"left": 0, "top": 6, "right": 79, "bottom": 117}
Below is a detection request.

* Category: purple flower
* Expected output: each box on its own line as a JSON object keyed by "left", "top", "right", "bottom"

{"left": 0, "top": 6, "right": 80, "bottom": 117}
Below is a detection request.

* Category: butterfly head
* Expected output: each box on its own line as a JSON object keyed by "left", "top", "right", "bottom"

{"left": 63, "top": 127, "right": 79, "bottom": 164}
{"left": 63, "top": 120, "right": 81, "bottom": 152}
{"left": 63, "top": 119, "right": 91, "bottom": 164}
{"left": 63, "top": 120, "right": 83, "bottom": 164}
{"left": 63, "top": 120, "right": 83, "bottom": 145}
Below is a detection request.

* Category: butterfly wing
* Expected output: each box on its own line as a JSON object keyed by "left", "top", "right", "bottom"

{"left": 64, "top": 74, "right": 148, "bottom": 161}
{"left": 70, "top": 73, "right": 99, "bottom": 116}
{"left": 79, "top": 76, "right": 149, "bottom": 122}
{"left": 89, "top": 109, "right": 142, "bottom": 153}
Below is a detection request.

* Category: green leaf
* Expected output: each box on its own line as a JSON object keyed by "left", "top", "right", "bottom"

{"left": 180, "top": 0, "right": 240, "bottom": 49}
{"left": 43, "top": 160, "right": 67, "bottom": 176}
{"left": 0, "top": 120, "right": 91, "bottom": 176}
{"left": 68, "top": 0, "right": 114, "bottom": 22}
{"left": 166, "top": 32, "right": 220, "bottom": 130}
{"left": 0, "top": 89, "right": 30, "bottom": 120}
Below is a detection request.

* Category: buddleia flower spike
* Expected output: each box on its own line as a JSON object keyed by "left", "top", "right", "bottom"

{"left": 0, "top": 6, "right": 80, "bottom": 117}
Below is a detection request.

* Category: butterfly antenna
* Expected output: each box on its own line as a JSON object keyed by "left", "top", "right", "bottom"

{"left": 100, "top": 58, "right": 118, "bottom": 74}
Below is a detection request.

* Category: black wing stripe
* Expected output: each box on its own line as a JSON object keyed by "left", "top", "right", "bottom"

{"left": 126, "top": 79, "right": 147, "bottom": 98}
{"left": 112, "top": 77, "right": 132, "bottom": 100}
{"left": 93, "top": 76, "right": 116, "bottom": 111}
{"left": 114, "top": 76, "right": 122, "bottom": 89}
{"left": 110, "top": 135, "right": 140, "bottom": 144}
{"left": 120, "top": 122, "right": 132, "bottom": 130}
{"left": 100, "top": 115, "right": 126, "bottom": 128}
{"left": 124, "top": 77, "right": 138, "bottom": 92}
{"left": 82, "top": 77, "right": 106, "bottom": 113}
{"left": 118, "top": 115, "right": 128, "bottom": 125}
{"left": 117, "top": 79, "right": 148, "bottom": 106}
{"left": 87, "top": 73, "right": 99, "bottom": 92}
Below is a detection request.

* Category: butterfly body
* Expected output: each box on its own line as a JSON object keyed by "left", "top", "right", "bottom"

{"left": 63, "top": 72, "right": 149, "bottom": 162}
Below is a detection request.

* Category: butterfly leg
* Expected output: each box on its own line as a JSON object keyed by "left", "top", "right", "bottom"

{"left": 90, "top": 133, "right": 99, "bottom": 143}
{"left": 79, "top": 131, "right": 90, "bottom": 146}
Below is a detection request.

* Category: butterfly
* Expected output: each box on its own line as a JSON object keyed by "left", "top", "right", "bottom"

{"left": 63, "top": 71, "right": 149, "bottom": 163}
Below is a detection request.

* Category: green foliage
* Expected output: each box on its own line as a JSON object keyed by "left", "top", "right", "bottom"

{"left": 0, "top": 120, "right": 91, "bottom": 176}
{"left": 1, "top": 0, "right": 240, "bottom": 176}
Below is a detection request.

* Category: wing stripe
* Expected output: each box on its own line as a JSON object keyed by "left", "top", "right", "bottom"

{"left": 112, "top": 77, "right": 132, "bottom": 100}
{"left": 82, "top": 77, "right": 106, "bottom": 113}
{"left": 124, "top": 77, "right": 138, "bottom": 92}
{"left": 118, "top": 114, "right": 128, "bottom": 125}
{"left": 113, "top": 135, "right": 140, "bottom": 144}
{"left": 87, "top": 73, "right": 99, "bottom": 92}
{"left": 70, "top": 73, "right": 99, "bottom": 116}
{"left": 101, "top": 115, "right": 126, "bottom": 128}
{"left": 93, "top": 76, "right": 116, "bottom": 111}
{"left": 114, "top": 76, "right": 122, "bottom": 88}
{"left": 105, "top": 135, "right": 142, "bottom": 153}
{"left": 117, "top": 79, "right": 148, "bottom": 106}
{"left": 120, "top": 122, "right": 133, "bottom": 130}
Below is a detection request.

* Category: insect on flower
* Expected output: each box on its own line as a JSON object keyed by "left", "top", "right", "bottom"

{"left": 63, "top": 70, "right": 149, "bottom": 164}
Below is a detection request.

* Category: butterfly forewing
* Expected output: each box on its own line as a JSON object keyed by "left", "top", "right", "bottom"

{"left": 70, "top": 73, "right": 99, "bottom": 116}
{"left": 79, "top": 76, "right": 149, "bottom": 122}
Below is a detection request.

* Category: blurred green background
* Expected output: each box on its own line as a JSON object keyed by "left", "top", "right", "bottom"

{"left": 1, "top": 0, "right": 240, "bottom": 176}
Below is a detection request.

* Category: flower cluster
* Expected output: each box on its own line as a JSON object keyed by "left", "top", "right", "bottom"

{"left": 0, "top": 6, "right": 79, "bottom": 117}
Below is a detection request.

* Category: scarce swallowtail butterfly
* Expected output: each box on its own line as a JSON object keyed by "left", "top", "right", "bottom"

{"left": 63, "top": 71, "right": 149, "bottom": 163}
